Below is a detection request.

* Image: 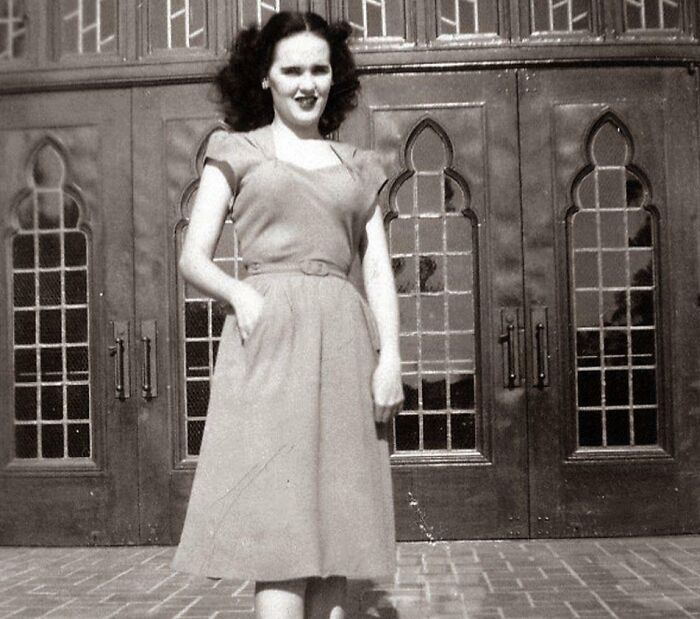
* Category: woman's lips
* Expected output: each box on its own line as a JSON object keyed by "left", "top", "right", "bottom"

{"left": 295, "top": 96, "right": 318, "bottom": 111}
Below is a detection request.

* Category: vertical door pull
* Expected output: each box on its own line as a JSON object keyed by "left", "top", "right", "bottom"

{"left": 140, "top": 320, "right": 158, "bottom": 399}
{"left": 531, "top": 307, "right": 549, "bottom": 388}
{"left": 109, "top": 321, "right": 130, "bottom": 399}
{"left": 499, "top": 308, "right": 522, "bottom": 389}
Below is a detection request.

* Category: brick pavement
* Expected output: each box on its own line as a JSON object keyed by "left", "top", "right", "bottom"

{"left": 0, "top": 537, "right": 699, "bottom": 618}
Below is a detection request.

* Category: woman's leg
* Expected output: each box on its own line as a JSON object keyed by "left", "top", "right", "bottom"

{"left": 255, "top": 578, "right": 307, "bottom": 619}
{"left": 305, "top": 576, "right": 347, "bottom": 619}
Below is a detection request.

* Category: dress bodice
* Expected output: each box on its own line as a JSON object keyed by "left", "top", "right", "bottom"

{"left": 204, "top": 124, "right": 389, "bottom": 273}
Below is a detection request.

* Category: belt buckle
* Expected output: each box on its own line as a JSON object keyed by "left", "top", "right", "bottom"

{"left": 301, "top": 260, "right": 328, "bottom": 276}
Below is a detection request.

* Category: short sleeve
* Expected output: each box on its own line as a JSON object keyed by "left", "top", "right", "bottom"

{"left": 356, "top": 149, "right": 392, "bottom": 224}
{"left": 203, "top": 130, "right": 262, "bottom": 195}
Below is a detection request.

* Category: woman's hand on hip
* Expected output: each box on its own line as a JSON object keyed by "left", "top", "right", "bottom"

{"left": 371, "top": 355, "right": 404, "bottom": 424}
{"left": 229, "top": 283, "right": 265, "bottom": 343}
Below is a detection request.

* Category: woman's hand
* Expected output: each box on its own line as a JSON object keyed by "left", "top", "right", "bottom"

{"left": 228, "top": 283, "right": 265, "bottom": 344}
{"left": 371, "top": 354, "right": 404, "bottom": 423}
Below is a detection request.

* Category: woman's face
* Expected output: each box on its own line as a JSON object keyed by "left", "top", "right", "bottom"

{"left": 266, "top": 31, "right": 332, "bottom": 136}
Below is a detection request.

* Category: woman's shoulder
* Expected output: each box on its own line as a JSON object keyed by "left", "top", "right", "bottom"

{"left": 206, "top": 125, "right": 268, "bottom": 154}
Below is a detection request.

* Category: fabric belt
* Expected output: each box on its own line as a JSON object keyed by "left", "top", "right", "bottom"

{"left": 244, "top": 259, "right": 349, "bottom": 281}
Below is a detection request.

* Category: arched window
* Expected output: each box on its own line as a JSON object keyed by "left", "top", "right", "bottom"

{"left": 10, "top": 138, "right": 92, "bottom": 460}
{"left": 569, "top": 112, "right": 661, "bottom": 448}
{"left": 389, "top": 118, "right": 480, "bottom": 455}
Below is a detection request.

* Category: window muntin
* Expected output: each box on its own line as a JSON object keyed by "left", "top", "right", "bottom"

{"left": 568, "top": 113, "right": 661, "bottom": 450}
{"left": 60, "top": 0, "right": 118, "bottom": 55}
{"left": 11, "top": 139, "right": 92, "bottom": 461}
{"left": 436, "top": 0, "right": 499, "bottom": 37}
{"left": 346, "top": 0, "right": 405, "bottom": 39}
{"left": 238, "top": 0, "right": 302, "bottom": 28}
{"left": 149, "top": 0, "right": 208, "bottom": 50}
{"left": 530, "top": 0, "right": 592, "bottom": 33}
{"left": 390, "top": 119, "right": 479, "bottom": 457}
{"left": 0, "top": 0, "right": 26, "bottom": 61}
{"left": 622, "top": 0, "right": 682, "bottom": 31}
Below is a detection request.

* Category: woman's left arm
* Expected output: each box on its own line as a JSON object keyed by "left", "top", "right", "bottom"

{"left": 362, "top": 204, "right": 405, "bottom": 423}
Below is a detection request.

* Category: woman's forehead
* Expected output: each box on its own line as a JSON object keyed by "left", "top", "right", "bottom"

{"left": 272, "top": 31, "right": 330, "bottom": 64}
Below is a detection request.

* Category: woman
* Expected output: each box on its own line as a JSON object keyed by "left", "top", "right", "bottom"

{"left": 171, "top": 11, "right": 403, "bottom": 619}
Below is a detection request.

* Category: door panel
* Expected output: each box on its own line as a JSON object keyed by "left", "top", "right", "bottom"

{"left": 0, "top": 90, "right": 138, "bottom": 544}
{"left": 342, "top": 71, "right": 529, "bottom": 539}
{"left": 132, "top": 84, "right": 223, "bottom": 543}
{"left": 520, "top": 67, "right": 700, "bottom": 536}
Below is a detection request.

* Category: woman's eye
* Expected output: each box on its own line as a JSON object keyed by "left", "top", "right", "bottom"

{"left": 282, "top": 67, "right": 302, "bottom": 75}
{"left": 312, "top": 66, "right": 331, "bottom": 75}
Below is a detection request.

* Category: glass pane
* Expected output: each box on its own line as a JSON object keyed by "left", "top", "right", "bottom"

{"left": 606, "top": 410, "right": 631, "bottom": 446}
{"left": 41, "top": 424, "right": 64, "bottom": 458}
{"left": 15, "top": 425, "right": 37, "bottom": 458}
{"left": 451, "top": 413, "right": 475, "bottom": 449}
{"left": 39, "top": 310, "right": 62, "bottom": 344}
{"left": 186, "top": 380, "right": 209, "bottom": 418}
{"left": 347, "top": 0, "right": 404, "bottom": 38}
{"left": 420, "top": 295, "right": 444, "bottom": 332}
{"left": 65, "top": 270, "right": 87, "bottom": 304}
{"left": 67, "top": 384, "right": 90, "bottom": 419}
{"left": 437, "top": 0, "right": 499, "bottom": 36}
{"left": 13, "top": 234, "right": 34, "bottom": 269}
{"left": 624, "top": 0, "right": 682, "bottom": 30}
{"left": 419, "top": 255, "right": 443, "bottom": 293}
{"left": 578, "top": 409, "right": 602, "bottom": 446}
{"left": 422, "top": 376, "right": 447, "bottom": 410}
{"left": 149, "top": 0, "right": 208, "bottom": 50}
{"left": 64, "top": 232, "right": 87, "bottom": 266}
{"left": 14, "top": 387, "right": 36, "bottom": 421}
{"left": 393, "top": 256, "right": 415, "bottom": 294}
{"left": 395, "top": 414, "right": 419, "bottom": 451}
{"left": 14, "top": 310, "right": 35, "bottom": 345}
{"left": 67, "top": 423, "right": 90, "bottom": 457}
{"left": 13, "top": 272, "right": 35, "bottom": 307}
{"left": 402, "top": 375, "right": 419, "bottom": 410}
{"left": 389, "top": 217, "right": 415, "bottom": 255}
{"left": 39, "top": 271, "right": 61, "bottom": 305}
{"left": 0, "top": 0, "right": 26, "bottom": 61}
{"left": 449, "top": 374, "right": 474, "bottom": 410}
{"left": 634, "top": 409, "right": 657, "bottom": 444}
{"left": 40, "top": 348, "right": 63, "bottom": 382}
{"left": 418, "top": 218, "right": 443, "bottom": 253}
{"left": 187, "top": 419, "right": 205, "bottom": 455}
{"left": 531, "top": 0, "right": 591, "bottom": 32}
{"left": 37, "top": 193, "right": 62, "bottom": 229}
{"left": 423, "top": 414, "right": 447, "bottom": 449}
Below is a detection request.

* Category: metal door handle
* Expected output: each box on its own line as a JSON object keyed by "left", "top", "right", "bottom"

{"left": 140, "top": 320, "right": 158, "bottom": 399}
{"left": 531, "top": 307, "right": 549, "bottom": 388}
{"left": 499, "top": 308, "right": 522, "bottom": 389}
{"left": 109, "top": 321, "right": 130, "bottom": 399}
{"left": 505, "top": 323, "right": 516, "bottom": 387}
{"left": 141, "top": 336, "right": 151, "bottom": 396}
{"left": 535, "top": 322, "right": 546, "bottom": 386}
{"left": 109, "top": 337, "right": 124, "bottom": 395}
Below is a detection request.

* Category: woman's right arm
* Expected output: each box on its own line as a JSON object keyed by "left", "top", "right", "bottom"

{"left": 178, "top": 164, "right": 263, "bottom": 341}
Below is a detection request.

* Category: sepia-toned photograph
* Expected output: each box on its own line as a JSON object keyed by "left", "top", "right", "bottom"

{"left": 0, "top": 1, "right": 699, "bottom": 617}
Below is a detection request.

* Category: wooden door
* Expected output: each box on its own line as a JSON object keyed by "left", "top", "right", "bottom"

{"left": 0, "top": 90, "right": 139, "bottom": 544}
{"left": 341, "top": 71, "right": 530, "bottom": 540}
{"left": 131, "top": 84, "right": 224, "bottom": 542}
{"left": 520, "top": 67, "right": 700, "bottom": 536}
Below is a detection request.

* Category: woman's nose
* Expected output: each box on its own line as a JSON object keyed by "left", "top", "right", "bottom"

{"left": 298, "top": 71, "right": 315, "bottom": 91}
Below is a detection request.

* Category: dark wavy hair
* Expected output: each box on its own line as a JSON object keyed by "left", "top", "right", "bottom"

{"left": 215, "top": 12, "right": 360, "bottom": 137}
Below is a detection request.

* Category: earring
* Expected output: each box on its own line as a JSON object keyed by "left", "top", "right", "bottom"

{"left": 261, "top": 78, "right": 269, "bottom": 90}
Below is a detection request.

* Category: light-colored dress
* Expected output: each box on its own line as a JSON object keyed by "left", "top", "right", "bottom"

{"left": 171, "top": 124, "right": 396, "bottom": 581}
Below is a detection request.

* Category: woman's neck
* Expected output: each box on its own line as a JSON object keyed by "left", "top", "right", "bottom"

{"left": 270, "top": 117, "right": 323, "bottom": 142}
